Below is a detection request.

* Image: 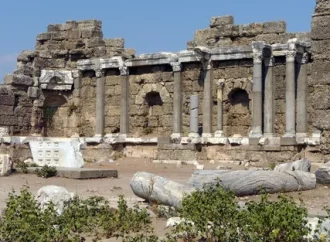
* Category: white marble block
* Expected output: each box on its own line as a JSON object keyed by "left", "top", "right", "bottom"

{"left": 30, "top": 139, "right": 84, "bottom": 168}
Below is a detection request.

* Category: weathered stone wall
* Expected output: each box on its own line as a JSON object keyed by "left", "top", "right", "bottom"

{"left": 105, "top": 70, "right": 121, "bottom": 134}
{"left": 128, "top": 66, "right": 174, "bottom": 136}
{"left": 310, "top": 0, "right": 330, "bottom": 162}
{"left": 79, "top": 71, "right": 97, "bottom": 137}
{"left": 188, "top": 16, "right": 310, "bottom": 49}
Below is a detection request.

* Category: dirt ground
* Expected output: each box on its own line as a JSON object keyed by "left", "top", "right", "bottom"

{"left": 1, "top": 158, "right": 330, "bottom": 241}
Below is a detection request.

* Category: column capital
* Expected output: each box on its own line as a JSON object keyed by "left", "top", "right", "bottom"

{"left": 217, "top": 79, "right": 225, "bottom": 89}
{"left": 253, "top": 52, "right": 263, "bottom": 64}
{"left": 72, "top": 70, "right": 82, "bottom": 78}
{"left": 302, "top": 53, "right": 309, "bottom": 64}
{"left": 286, "top": 51, "right": 297, "bottom": 63}
{"left": 170, "top": 62, "right": 182, "bottom": 72}
{"left": 264, "top": 56, "right": 275, "bottom": 67}
{"left": 95, "top": 69, "right": 105, "bottom": 78}
{"left": 119, "top": 66, "right": 129, "bottom": 76}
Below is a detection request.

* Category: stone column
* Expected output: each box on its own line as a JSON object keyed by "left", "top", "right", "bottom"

{"left": 250, "top": 51, "right": 263, "bottom": 137}
{"left": 284, "top": 50, "right": 297, "bottom": 137}
{"left": 264, "top": 56, "right": 275, "bottom": 137}
{"left": 170, "top": 62, "right": 183, "bottom": 138}
{"left": 215, "top": 79, "right": 225, "bottom": 137}
{"left": 296, "top": 53, "right": 308, "bottom": 136}
{"left": 119, "top": 66, "right": 129, "bottom": 138}
{"left": 189, "top": 94, "right": 199, "bottom": 138}
{"left": 95, "top": 69, "right": 105, "bottom": 137}
{"left": 202, "top": 59, "right": 213, "bottom": 137}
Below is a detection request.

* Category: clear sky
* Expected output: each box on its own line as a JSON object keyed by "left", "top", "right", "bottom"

{"left": 0, "top": 0, "right": 315, "bottom": 82}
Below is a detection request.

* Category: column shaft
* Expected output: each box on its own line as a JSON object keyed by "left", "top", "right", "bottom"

{"left": 202, "top": 60, "right": 213, "bottom": 137}
{"left": 296, "top": 53, "right": 308, "bottom": 135}
{"left": 264, "top": 57, "right": 275, "bottom": 136}
{"left": 285, "top": 51, "right": 296, "bottom": 136}
{"left": 215, "top": 80, "right": 225, "bottom": 137}
{"left": 95, "top": 69, "right": 105, "bottom": 137}
{"left": 120, "top": 66, "right": 129, "bottom": 136}
{"left": 189, "top": 94, "right": 199, "bottom": 138}
{"left": 171, "top": 62, "right": 183, "bottom": 138}
{"left": 251, "top": 53, "right": 263, "bottom": 137}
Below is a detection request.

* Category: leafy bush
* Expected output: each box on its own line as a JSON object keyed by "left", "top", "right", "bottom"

{"left": 36, "top": 165, "right": 57, "bottom": 178}
{"left": 168, "top": 183, "right": 312, "bottom": 242}
{"left": 0, "top": 189, "right": 156, "bottom": 241}
{"left": 240, "top": 194, "right": 310, "bottom": 242}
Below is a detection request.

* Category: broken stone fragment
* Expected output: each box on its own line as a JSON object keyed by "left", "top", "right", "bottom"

{"left": 4, "top": 74, "right": 33, "bottom": 86}
{"left": 0, "top": 154, "right": 13, "bottom": 176}
{"left": 210, "top": 15, "right": 234, "bottom": 28}
{"left": 274, "top": 158, "right": 311, "bottom": 172}
{"left": 37, "top": 185, "right": 72, "bottom": 214}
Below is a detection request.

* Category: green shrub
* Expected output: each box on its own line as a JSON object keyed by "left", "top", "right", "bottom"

{"left": 240, "top": 194, "right": 310, "bottom": 242}
{"left": 36, "top": 165, "right": 57, "bottom": 178}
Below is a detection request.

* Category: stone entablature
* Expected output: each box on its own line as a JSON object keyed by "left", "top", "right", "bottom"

{"left": 76, "top": 41, "right": 310, "bottom": 71}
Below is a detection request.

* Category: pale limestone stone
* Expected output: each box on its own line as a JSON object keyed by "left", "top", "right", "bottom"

{"left": 0, "top": 154, "right": 12, "bottom": 176}
{"left": 0, "top": 127, "right": 9, "bottom": 137}
{"left": 30, "top": 139, "right": 84, "bottom": 168}
{"left": 37, "top": 185, "right": 72, "bottom": 214}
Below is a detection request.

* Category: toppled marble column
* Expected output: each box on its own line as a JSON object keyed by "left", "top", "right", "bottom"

{"left": 188, "top": 170, "right": 316, "bottom": 196}
{"left": 274, "top": 158, "right": 311, "bottom": 172}
{"left": 95, "top": 69, "right": 105, "bottom": 137}
{"left": 189, "top": 94, "right": 199, "bottom": 138}
{"left": 130, "top": 172, "right": 195, "bottom": 208}
{"left": 171, "top": 62, "right": 183, "bottom": 138}
{"left": 315, "top": 162, "right": 330, "bottom": 184}
{"left": 120, "top": 66, "right": 129, "bottom": 137}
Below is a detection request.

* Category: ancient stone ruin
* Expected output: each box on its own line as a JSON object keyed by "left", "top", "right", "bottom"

{"left": 0, "top": 1, "right": 329, "bottom": 167}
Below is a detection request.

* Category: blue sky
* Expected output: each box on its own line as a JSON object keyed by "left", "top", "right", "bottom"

{"left": 0, "top": 0, "right": 315, "bottom": 82}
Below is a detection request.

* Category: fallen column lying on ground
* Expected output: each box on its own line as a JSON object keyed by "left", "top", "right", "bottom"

{"left": 188, "top": 170, "right": 316, "bottom": 196}
{"left": 130, "top": 172, "right": 195, "bottom": 208}
{"left": 274, "top": 158, "right": 311, "bottom": 172}
{"left": 315, "top": 162, "right": 330, "bottom": 184}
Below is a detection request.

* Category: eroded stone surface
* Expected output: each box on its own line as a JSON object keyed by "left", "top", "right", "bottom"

{"left": 0, "top": 154, "right": 12, "bottom": 176}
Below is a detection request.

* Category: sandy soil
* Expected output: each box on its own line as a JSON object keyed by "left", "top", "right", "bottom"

{"left": 1, "top": 158, "right": 329, "bottom": 241}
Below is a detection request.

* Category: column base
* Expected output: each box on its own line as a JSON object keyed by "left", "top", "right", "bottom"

{"left": 283, "top": 132, "right": 296, "bottom": 138}
{"left": 214, "top": 130, "right": 225, "bottom": 138}
{"left": 263, "top": 133, "right": 274, "bottom": 138}
{"left": 94, "top": 134, "right": 103, "bottom": 138}
{"left": 171, "top": 133, "right": 183, "bottom": 139}
{"left": 202, "top": 133, "right": 213, "bottom": 138}
{"left": 189, "top": 132, "right": 200, "bottom": 138}
{"left": 249, "top": 132, "right": 262, "bottom": 138}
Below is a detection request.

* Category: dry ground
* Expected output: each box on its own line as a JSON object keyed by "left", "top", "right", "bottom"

{"left": 0, "top": 158, "right": 329, "bottom": 241}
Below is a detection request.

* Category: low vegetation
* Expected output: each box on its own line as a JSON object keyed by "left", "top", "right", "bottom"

{"left": 0, "top": 183, "right": 327, "bottom": 241}
{"left": 36, "top": 165, "right": 57, "bottom": 178}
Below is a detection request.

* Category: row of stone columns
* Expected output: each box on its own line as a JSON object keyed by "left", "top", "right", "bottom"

{"left": 76, "top": 48, "right": 308, "bottom": 139}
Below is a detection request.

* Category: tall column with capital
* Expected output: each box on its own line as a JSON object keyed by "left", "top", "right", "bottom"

{"left": 264, "top": 56, "right": 275, "bottom": 137}
{"left": 170, "top": 62, "right": 183, "bottom": 138}
{"left": 296, "top": 53, "right": 308, "bottom": 136}
{"left": 95, "top": 69, "right": 105, "bottom": 137}
{"left": 284, "top": 50, "right": 297, "bottom": 137}
{"left": 120, "top": 65, "right": 129, "bottom": 137}
{"left": 202, "top": 59, "right": 213, "bottom": 137}
{"left": 215, "top": 80, "right": 225, "bottom": 137}
{"left": 250, "top": 51, "right": 263, "bottom": 137}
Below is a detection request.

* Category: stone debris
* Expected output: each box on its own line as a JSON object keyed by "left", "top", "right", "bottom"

{"left": 36, "top": 185, "right": 72, "bottom": 214}
{"left": 315, "top": 162, "right": 330, "bottom": 184}
{"left": 0, "top": 154, "right": 13, "bottom": 176}
{"left": 274, "top": 158, "right": 311, "bottom": 172}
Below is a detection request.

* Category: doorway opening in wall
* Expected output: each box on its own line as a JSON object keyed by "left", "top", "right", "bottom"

{"left": 226, "top": 88, "right": 251, "bottom": 137}
{"left": 143, "top": 91, "right": 163, "bottom": 135}
{"left": 43, "top": 94, "right": 67, "bottom": 137}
